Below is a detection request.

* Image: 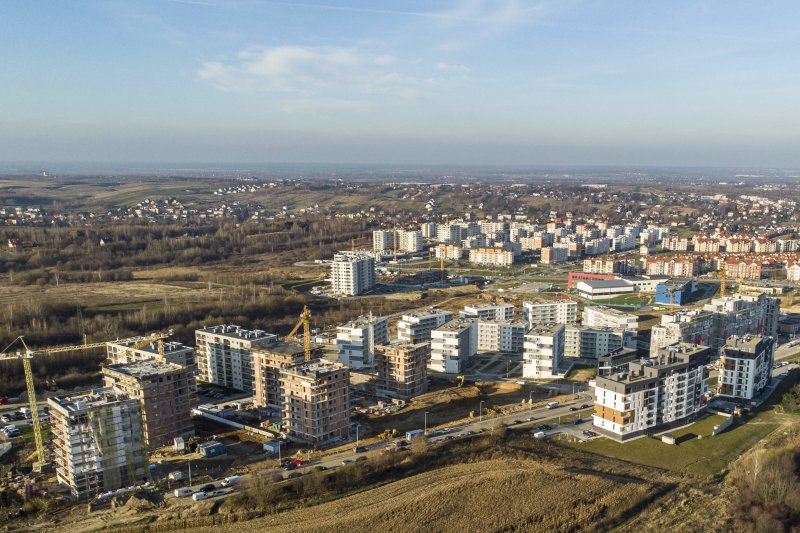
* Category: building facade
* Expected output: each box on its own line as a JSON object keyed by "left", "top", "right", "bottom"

{"left": 523, "top": 300, "right": 577, "bottom": 327}
{"left": 476, "top": 320, "right": 527, "bottom": 354}
{"left": 460, "top": 302, "right": 515, "bottom": 321}
{"left": 331, "top": 252, "right": 376, "bottom": 296}
{"left": 397, "top": 308, "right": 454, "bottom": 343}
{"left": 251, "top": 343, "right": 314, "bottom": 411}
{"left": 717, "top": 335, "right": 775, "bottom": 401}
{"left": 336, "top": 315, "right": 389, "bottom": 369}
{"left": 374, "top": 342, "right": 429, "bottom": 400}
{"left": 593, "top": 343, "right": 710, "bottom": 441}
{"left": 429, "top": 319, "right": 478, "bottom": 374}
{"left": 49, "top": 389, "right": 147, "bottom": 500}
{"left": 195, "top": 325, "right": 278, "bottom": 392}
{"left": 522, "top": 324, "right": 565, "bottom": 378}
{"left": 281, "top": 361, "right": 350, "bottom": 446}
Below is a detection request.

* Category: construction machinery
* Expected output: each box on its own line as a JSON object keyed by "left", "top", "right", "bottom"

{"left": 378, "top": 428, "right": 398, "bottom": 440}
{"left": 455, "top": 375, "right": 465, "bottom": 387}
{"left": 0, "top": 332, "right": 171, "bottom": 470}
{"left": 286, "top": 305, "right": 313, "bottom": 362}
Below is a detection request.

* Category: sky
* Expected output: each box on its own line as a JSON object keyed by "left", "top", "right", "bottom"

{"left": 2, "top": 0, "right": 800, "bottom": 168}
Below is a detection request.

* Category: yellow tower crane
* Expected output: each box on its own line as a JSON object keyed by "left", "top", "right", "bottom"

{"left": 711, "top": 269, "right": 727, "bottom": 297}
{"left": 0, "top": 332, "right": 171, "bottom": 470}
{"left": 286, "top": 305, "right": 313, "bottom": 361}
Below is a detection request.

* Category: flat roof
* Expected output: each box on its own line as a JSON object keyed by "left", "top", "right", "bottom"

{"left": 104, "top": 360, "right": 185, "bottom": 378}
{"left": 526, "top": 323, "right": 564, "bottom": 335}
{"left": 197, "top": 324, "right": 277, "bottom": 341}
{"left": 435, "top": 318, "right": 476, "bottom": 332}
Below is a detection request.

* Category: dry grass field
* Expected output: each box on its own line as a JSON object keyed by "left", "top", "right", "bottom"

{"left": 188, "top": 459, "right": 658, "bottom": 533}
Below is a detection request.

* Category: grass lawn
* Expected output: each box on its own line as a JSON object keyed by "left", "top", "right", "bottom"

{"left": 567, "top": 412, "right": 780, "bottom": 477}
{"left": 563, "top": 364, "right": 597, "bottom": 382}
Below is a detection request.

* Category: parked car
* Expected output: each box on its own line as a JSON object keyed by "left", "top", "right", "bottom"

{"left": 569, "top": 407, "right": 578, "bottom": 412}
{"left": 198, "top": 484, "right": 215, "bottom": 492}
{"left": 546, "top": 402, "right": 559, "bottom": 409}
{"left": 537, "top": 424, "right": 552, "bottom": 431}
{"left": 0, "top": 415, "right": 11, "bottom": 424}
{"left": 572, "top": 418, "right": 583, "bottom": 425}
{"left": 580, "top": 404, "right": 589, "bottom": 409}
{"left": 191, "top": 492, "right": 208, "bottom": 501}
{"left": 174, "top": 487, "right": 193, "bottom": 498}
{"left": 221, "top": 476, "right": 240, "bottom": 487}
{"left": 341, "top": 459, "right": 353, "bottom": 465}
{"left": 352, "top": 445, "right": 368, "bottom": 453}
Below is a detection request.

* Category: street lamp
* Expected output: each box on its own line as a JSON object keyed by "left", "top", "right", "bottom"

{"left": 479, "top": 400, "right": 485, "bottom": 422}
{"left": 424, "top": 411, "right": 430, "bottom": 435}
{"left": 506, "top": 360, "right": 510, "bottom": 379}
{"left": 356, "top": 424, "right": 361, "bottom": 448}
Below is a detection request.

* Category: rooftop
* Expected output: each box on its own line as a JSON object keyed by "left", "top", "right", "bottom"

{"left": 402, "top": 307, "right": 452, "bottom": 319}
{"left": 435, "top": 318, "right": 476, "bottom": 332}
{"left": 526, "top": 323, "right": 565, "bottom": 336}
{"left": 104, "top": 360, "right": 185, "bottom": 378}
{"left": 197, "top": 324, "right": 277, "bottom": 342}
{"left": 48, "top": 388, "right": 133, "bottom": 415}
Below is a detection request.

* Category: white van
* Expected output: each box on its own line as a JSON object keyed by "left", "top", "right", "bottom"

{"left": 546, "top": 402, "right": 559, "bottom": 409}
{"left": 191, "top": 492, "right": 208, "bottom": 501}
{"left": 174, "top": 487, "right": 193, "bottom": 498}
{"left": 221, "top": 476, "right": 240, "bottom": 487}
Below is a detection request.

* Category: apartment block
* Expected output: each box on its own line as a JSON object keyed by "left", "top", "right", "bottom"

{"left": 718, "top": 335, "right": 775, "bottom": 401}
{"left": 331, "top": 252, "right": 376, "bottom": 296}
{"left": 195, "top": 325, "right": 278, "bottom": 392}
{"left": 523, "top": 323, "right": 565, "bottom": 379}
{"left": 252, "top": 342, "right": 316, "bottom": 411}
{"left": 436, "top": 243, "right": 464, "bottom": 261}
{"left": 541, "top": 246, "right": 568, "bottom": 264}
{"left": 49, "top": 389, "right": 147, "bottom": 500}
{"left": 650, "top": 309, "right": 716, "bottom": 357}
{"left": 430, "top": 319, "right": 478, "bottom": 374}
{"left": 523, "top": 300, "right": 577, "bottom": 327}
{"left": 460, "top": 302, "right": 515, "bottom": 321}
{"left": 476, "top": 320, "right": 527, "bottom": 354}
{"left": 469, "top": 246, "right": 514, "bottom": 267}
{"left": 593, "top": 343, "right": 710, "bottom": 441}
{"left": 397, "top": 308, "right": 454, "bottom": 343}
{"left": 102, "top": 361, "right": 196, "bottom": 448}
{"left": 336, "top": 315, "right": 389, "bottom": 369}
{"left": 564, "top": 325, "right": 630, "bottom": 359}
{"left": 106, "top": 339, "right": 195, "bottom": 369}
{"left": 374, "top": 342, "right": 430, "bottom": 400}
{"left": 583, "top": 305, "right": 638, "bottom": 331}
{"left": 281, "top": 361, "right": 351, "bottom": 446}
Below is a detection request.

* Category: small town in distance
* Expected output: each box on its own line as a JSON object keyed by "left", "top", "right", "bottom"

{"left": 1, "top": 174, "right": 800, "bottom": 531}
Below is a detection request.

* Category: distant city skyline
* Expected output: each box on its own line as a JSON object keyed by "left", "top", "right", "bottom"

{"left": 2, "top": 1, "right": 800, "bottom": 167}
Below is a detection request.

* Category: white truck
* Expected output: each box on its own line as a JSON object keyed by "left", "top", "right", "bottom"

{"left": 174, "top": 487, "right": 193, "bottom": 498}
{"left": 221, "top": 476, "right": 240, "bottom": 487}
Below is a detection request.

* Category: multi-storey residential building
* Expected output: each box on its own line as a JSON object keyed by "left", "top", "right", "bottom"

{"left": 195, "top": 325, "right": 277, "bottom": 392}
{"left": 703, "top": 294, "right": 778, "bottom": 346}
{"left": 522, "top": 323, "right": 565, "bottom": 378}
{"left": 650, "top": 310, "right": 716, "bottom": 356}
{"left": 583, "top": 305, "right": 638, "bottom": 331}
{"left": 331, "top": 252, "right": 376, "bottom": 295}
{"left": 374, "top": 342, "right": 430, "bottom": 400}
{"left": 106, "top": 339, "right": 195, "bottom": 370}
{"left": 593, "top": 343, "right": 710, "bottom": 441}
{"left": 541, "top": 246, "right": 568, "bottom": 264}
{"left": 563, "top": 325, "right": 631, "bottom": 359}
{"left": 469, "top": 246, "right": 514, "bottom": 267}
{"left": 662, "top": 236, "right": 690, "bottom": 251}
{"left": 583, "top": 258, "right": 630, "bottom": 275}
{"left": 49, "top": 389, "right": 147, "bottom": 500}
{"left": 725, "top": 258, "right": 763, "bottom": 280}
{"left": 397, "top": 308, "right": 454, "bottom": 343}
{"left": 717, "top": 335, "right": 774, "bottom": 401}
{"left": 373, "top": 229, "right": 395, "bottom": 252}
{"left": 102, "top": 361, "right": 196, "bottom": 448}
{"left": 523, "top": 300, "right": 577, "bottom": 327}
{"left": 281, "top": 361, "right": 350, "bottom": 446}
{"left": 252, "top": 342, "right": 315, "bottom": 411}
{"left": 430, "top": 319, "right": 478, "bottom": 373}
{"left": 373, "top": 229, "right": 423, "bottom": 253}
{"left": 642, "top": 256, "right": 700, "bottom": 277}
{"left": 460, "top": 302, "right": 514, "bottom": 321}
{"left": 476, "top": 320, "right": 527, "bottom": 354}
{"left": 398, "top": 229, "right": 423, "bottom": 252}
{"left": 725, "top": 237, "right": 753, "bottom": 253}
{"left": 436, "top": 243, "right": 464, "bottom": 260}
{"left": 336, "top": 315, "right": 389, "bottom": 369}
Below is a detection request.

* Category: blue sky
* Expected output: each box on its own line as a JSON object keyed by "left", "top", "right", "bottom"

{"left": 2, "top": 0, "right": 800, "bottom": 167}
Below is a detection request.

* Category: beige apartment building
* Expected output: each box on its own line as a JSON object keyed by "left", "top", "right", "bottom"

{"left": 252, "top": 342, "right": 318, "bottom": 411}
{"left": 374, "top": 342, "right": 430, "bottom": 400}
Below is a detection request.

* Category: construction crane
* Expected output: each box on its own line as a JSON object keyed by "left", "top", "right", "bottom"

{"left": 711, "top": 270, "right": 727, "bottom": 297}
{"left": 0, "top": 332, "right": 171, "bottom": 469}
{"left": 286, "top": 305, "right": 313, "bottom": 361}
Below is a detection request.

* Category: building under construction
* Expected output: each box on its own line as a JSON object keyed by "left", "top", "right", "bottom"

{"left": 374, "top": 342, "right": 429, "bottom": 400}
{"left": 280, "top": 360, "right": 350, "bottom": 446}
{"left": 102, "top": 360, "right": 196, "bottom": 448}
{"left": 48, "top": 389, "right": 147, "bottom": 500}
{"left": 252, "top": 342, "right": 320, "bottom": 411}
{"left": 106, "top": 338, "right": 196, "bottom": 370}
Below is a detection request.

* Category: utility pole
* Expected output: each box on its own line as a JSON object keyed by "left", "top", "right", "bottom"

{"left": 479, "top": 400, "right": 485, "bottom": 422}
{"left": 188, "top": 461, "right": 192, "bottom": 487}
{"left": 424, "top": 411, "right": 429, "bottom": 435}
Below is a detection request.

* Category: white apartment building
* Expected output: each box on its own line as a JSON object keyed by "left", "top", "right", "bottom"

{"left": 399, "top": 230, "right": 423, "bottom": 252}
{"left": 373, "top": 229, "right": 423, "bottom": 253}
{"left": 373, "top": 229, "right": 394, "bottom": 252}
{"left": 477, "top": 320, "right": 527, "bottom": 354}
{"left": 336, "top": 314, "right": 389, "bottom": 369}
{"left": 523, "top": 300, "right": 577, "bottom": 327}
{"left": 397, "top": 308, "right": 454, "bottom": 343}
{"left": 564, "top": 325, "right": 631, "bottom": 359}
{"left": 331, "top": 252, "right": 376, "bottom": 296}
{"left": 593, "top": 343, "right": 710, "bottom": 441}
{"left": 460, "top": 302, "right": 515, "bottom": 321}
{"left": 583, "top": 305, "right": 638, "bottom": 331}
{"left": 469, "top": 247, "right": 514, "bottom": 267}
{"left": 523, "top": 323, "right": 565, "bottom": 379}
{"left": 718, "top": 335, "right": 775, "bottom": 401}
{"left": 430, "top": 319, "right": 478, "bottom": 374}
{"left": 195, "top": 325, "right": 278, "bottom": 392}
{"left": 49, "top": 389, "right": 147, "bottom": 500}
{"left": 650, "top": 309, "right": 716, "bottom": 357}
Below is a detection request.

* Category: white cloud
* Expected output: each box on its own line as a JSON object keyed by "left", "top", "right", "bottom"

{"left": 198, "top": 45, "right": 464, "bottom": 101}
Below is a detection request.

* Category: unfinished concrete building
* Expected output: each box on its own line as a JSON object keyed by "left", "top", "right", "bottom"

{"left": 102, "top": 361, "right": 196, "bottom": 448}
{"left": 252, "top": 342, "right": 320, "bottom": 411}
{"left": 281, "top": 361, "right": 350, "bottom": 446}
{"left": 106, "top": 339, "right": 196, "bottom": 369}
{"left": 49, "top": 389, "right": 147, "bottom": 500}
{"left": 374, "top": 342, "right": 430, "bottom": 400}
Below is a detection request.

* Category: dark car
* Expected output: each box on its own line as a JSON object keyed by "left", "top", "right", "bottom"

{"left": 352, "top": 445, "right": 368, "bottom": 453}
{"left": 537, "top": 424, "right": 552, "bottom": 431}
{"left": 580, "top": 404, "right": 589, "bottom": 409}
{"left": 569, "top": 407, "right": 578, "bottom": 412}
{"left": 199, "top": 484, "right": 215, "bottom": 492}
{"left": 572, "top": 418, "right": 582, "bottom": 425}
